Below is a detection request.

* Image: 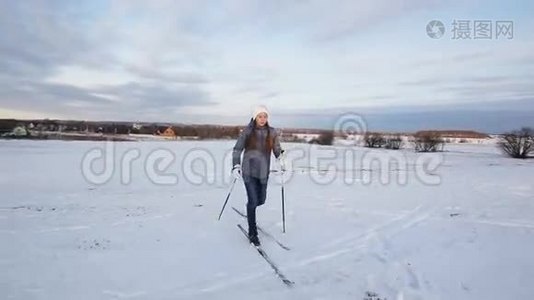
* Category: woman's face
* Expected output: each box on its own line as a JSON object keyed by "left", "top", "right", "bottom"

{"left": 255, "top": 113, "right": 268, "bottom": 127}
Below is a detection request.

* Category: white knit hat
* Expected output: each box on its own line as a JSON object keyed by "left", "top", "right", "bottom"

{"left": 252, "top": 105, "right": 269, "bottom": 120}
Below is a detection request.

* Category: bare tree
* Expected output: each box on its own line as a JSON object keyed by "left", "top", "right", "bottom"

{"left": 498, "top": 127, "right": 534, "bottom": 159}
{"left": 364, "top": 132, "right": 385, "bottom": 148}
{"left": 413, "top": 131, "right": 444, "bottom": 152}
{"left": 311, "top": 131, "right": 334, "bottom": 145}
{"left": 384, "top": 134, "right": 403, "bottom": 150}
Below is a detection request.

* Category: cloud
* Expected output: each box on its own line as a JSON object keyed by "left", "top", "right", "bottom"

{"left": 0, "top": 9, "right": 82, "bottom": 78}
{"left": 275, "top": 99, "right": 534, "bottom": 133}
{"left": 0, "top": 1, "right": 217, "bottom": 120}
{"left": 123, "top": 65, "right": 209, "bottom": 84}
{"left": 97, "top": 82, "right": 212, "bottom": 108}
{"left": 219, "top": 0, "right": 443, "bottom": 42}
{"left": 0, "top": 77, "right": 212, "bottom": 121}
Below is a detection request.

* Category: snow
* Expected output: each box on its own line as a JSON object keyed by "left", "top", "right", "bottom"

{"left": 1, "top": 139, "right": 533, "bottom": 299}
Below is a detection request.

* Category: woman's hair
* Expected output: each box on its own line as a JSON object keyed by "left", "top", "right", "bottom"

{"left": 245, "top": 121, "right": 273, "bottom": 153}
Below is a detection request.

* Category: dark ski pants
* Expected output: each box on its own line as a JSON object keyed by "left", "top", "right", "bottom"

{"left": 243, "top": 175, "right": 268, "bottom": 237}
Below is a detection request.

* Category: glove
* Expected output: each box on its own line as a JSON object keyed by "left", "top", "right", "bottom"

{"left": 232, "top": 164, "right": 242, "bottom": 179}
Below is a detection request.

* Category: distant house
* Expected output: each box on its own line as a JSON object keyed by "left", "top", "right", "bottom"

{"left": 414, "top": 130, "right": 491, "bottom": 144}
{"left": 155, "top": 126, "right": 177, "bottom": 138}
{"left": 9, "top": 126, "right": 28, "bottom": 137}
{"left": 292, "top": 133, "right": 321, "bottom": 143}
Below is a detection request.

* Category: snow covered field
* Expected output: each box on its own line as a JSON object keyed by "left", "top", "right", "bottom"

{"left": 1, "top": 140, "right": 533, "bottom": 300}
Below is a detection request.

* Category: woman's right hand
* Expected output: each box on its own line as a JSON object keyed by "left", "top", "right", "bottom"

{"left": 232, "top": 164, "right": 242, "bottom": 179}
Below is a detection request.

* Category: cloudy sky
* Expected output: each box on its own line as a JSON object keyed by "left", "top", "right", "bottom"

{"left": 1, "top": 0, "right": 533, "bottom": 133}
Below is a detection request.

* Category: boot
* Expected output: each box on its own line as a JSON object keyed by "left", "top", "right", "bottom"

{"left": 247, "top": 204, "right": 260, "bottom": 246}
{"left": 249, "top": 233, "right": 260, "bottom": 246}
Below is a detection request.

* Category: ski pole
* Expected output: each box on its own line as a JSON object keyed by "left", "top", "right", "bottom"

{"left": 218, "top": 178, "right": 237, "bottom": 220}
{"left": 281, "top": 169, "right": 286, "bottom": 233}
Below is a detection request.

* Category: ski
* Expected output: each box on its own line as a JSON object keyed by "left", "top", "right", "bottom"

{"left": 231, "top": 206, "right": 291, "bottom": 251}
{"left": 237, "top": 224, "right": 294, "bottom": 287}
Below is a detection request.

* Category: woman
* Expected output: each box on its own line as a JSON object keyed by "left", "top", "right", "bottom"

{"left": 232, "top": 105, "right": 284, "bottom": 246}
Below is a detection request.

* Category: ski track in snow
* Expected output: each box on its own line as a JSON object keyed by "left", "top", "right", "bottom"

{"left": 288, "top": 204, "right": 435, "bottom": 299}
{"left": 37, "top": 225, "right": 92, "bottom": 233}
{"left": 175, "top": 205, "right": 436, "bottom": 298}
{"left": 295, "top": 205, "right": 428, "bottom": 265}
{"left": 102, "top": 290, "right": 148, "bottom": 299}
